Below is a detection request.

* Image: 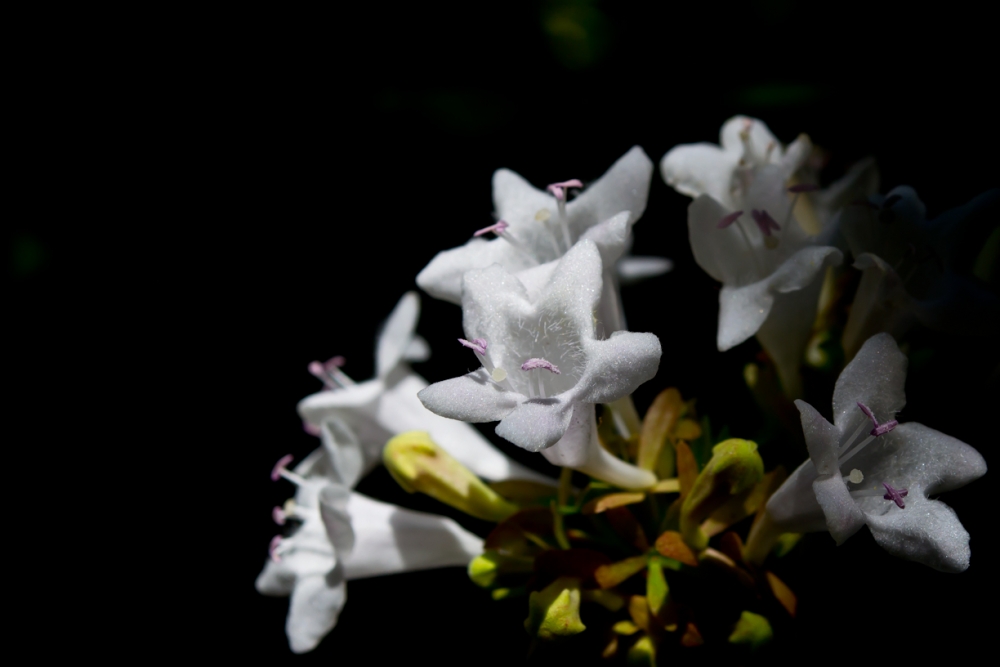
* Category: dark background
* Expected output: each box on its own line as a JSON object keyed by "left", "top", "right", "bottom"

{"left": 10, "top": 1, "right": 997, "bottom": 662}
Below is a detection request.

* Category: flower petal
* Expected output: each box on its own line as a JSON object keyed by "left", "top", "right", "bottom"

{"left": 765, "top": 460, "right": 828, "bottom": 533}
{"left": 864, "top": 494, "right": 973, "bottom": 572}
{"left": 717, "top": 281, "right": 774, "bottom": 351}
{"left": 794, "top": 400, "right": 840, "bottom": 476}
{"left": 375, "top": 292, "right": 420, "bottom": 378}
{"left": 831, "top": 332, "right": 907, "bottom": 434}
{"left": 461, "top": 263, "right": 532, "bottom": 347}
{"left": 688, "top": 194, "right": 759, "bottom": 286}
{"left": 285, "top": 565, "right": 347, "bottom": 654}
{"left": 297, "top": 380, "right": 386, "bottom": 426}
{"left": 418, "top": 368, "right": 521, "bottom": 423}
{"left": 493, "top": 168, "right": 558, "bottom": 231}
{"left": 566, "top": 146, "right": 653, "bottom": 239}
{"left": 318, "top": 484, "right": 356, "bottom": 556}
{"left": 812, "top": 473, "right": 866, "bottom": 545}
{"left": 720, "top": 115, "right": 781, "bottom": 164}
{"left": 534, "top": 239, "right": 604, "bottom": 336}
{"left": 574, "top": 331, "right": 662, "bottom": 405}
{"left": 660, "top": 142, "right": 737, "bottom": 205}
{"left": 417, "top": 237, "right": 534, "bottom": 305}
{"left": 496, "top": 397, "right": 575, "bottom": 452}
{"left": 341, "top": 493, "right": 483, "bottom": 580}
{"left": 578, "top": 211, "right": 632, "bottom": 266}
{"left": 318, "top": 418, "right": 367, "bottom": 487}
{"left": 841, "top": 254, "right": 918, "bottom": 361}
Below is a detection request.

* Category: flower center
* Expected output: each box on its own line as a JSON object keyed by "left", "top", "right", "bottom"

{"left": 520, "top": 357, "right": 561, "bottom": 399}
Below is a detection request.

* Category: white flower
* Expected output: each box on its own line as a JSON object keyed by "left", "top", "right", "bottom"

{"left": 417, "top": 239, "right": 660, "bottom": 489}
{"left": 661, "top": 116, "right": 866, "bottom": 397}
{"left": 256, "top": 447, "right": 484, "bottom": 653}
{"left": 416, "top": 146, "right": 669, "bottom": 334}
{"left": 297, "top": 291, "right": 548, "bottom": 483}
{"left": 839, "top": 186, "right": 1000, "bottom": 359}
{"left": 765, "top": 333, "right": 986, "bottom": 572}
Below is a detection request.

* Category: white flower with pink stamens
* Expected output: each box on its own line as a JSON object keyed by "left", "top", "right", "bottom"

{"left": 660, "top": 116, "right": 875, "bottom": 397}
{"left": 761, "top": 333, "right": 986, "bottom": 572}
{"left": 417, "top": 239, "right": 661, "bottom": 490}
{"left": 297, "top": 291, "right": 549, "bottom": 484}
{"left": 416, "top": 146, "right": 670, "bottom": 334}
{"left": 257, "top": 448, "right": 484, "bottom": 653}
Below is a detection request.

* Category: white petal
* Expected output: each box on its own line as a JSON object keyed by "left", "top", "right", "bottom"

{"left": 514, "top": 261, "right": 558, "bottom": 302}
{"left": 688, "top": 194, "right": 760, "bottom": 286}
{"left": 720, "top": 115, "right": 781, "bottom": 164}
{"left": 831, "top": 332, "right": 907, "bottom": 434}
{"left": 495, "top": 397, "right": 575, "bottom": 452}
{"left": 574, "top": 331, "right": 662, "bottom": 405}
{"left": 566, "top": 146, "right": 653, "bottom": 238}
{"left": 812, "top": 473, "right": 866, "bottom": 545}
{"left": 578, "top": 211, "right": 632, "bottom": 266}
{"left": 794, "top": 400, "right": 840, "bottom": 476}
{"left": 718, "top": 281, "right": 774, "bottom": 351}
{"left": 417, "top": 368, "right": 521, "bottom": 423}
{"left": 765, "top": 460, "right": 828, "bottom": 533}
{"left": 375, "top": 292, "right": 420, "bottom": 378}
{"left": 864, "top": 494, "right": 973, "bottom": 572}
{"left": 319, "top": 418, "right": 367, "bottom": 488}
{"left": 285, "top": 566, "right": 347, "bottom": 654}
{"left": 341, "top": 493, "right": 484, "bottom": 580}
{"left": 660, "top": 142, "right": 737, "bottom": 205}
{"left": 814, "top": 157, "right": 880, "bottom": 217}
{"left": 297, "top": 380, "right": 385, "bottom": 426}
{"left": 841, "top": 254, "right": 918, "bottom": 361}
{"left": 256, "top": 559, "right": 296, "bottom": 596}
{"left": 318, "top": 484, "right": 356, "bottom": 556}
{"left": 493, "top": 168, "right": 558, "bottom": 231}
{"left": 534, "top": 239, "right": 604, "bottom": 336}
{"left": 461, "top": 263, "right": 532, "bottom": 346}
{"left": 380, "top": 372, "right": 553, "bottom": 483}
{"left": 417, "top": 237, "right": 534, "bottom": 305}
{"left": 403, "top": 335, "right": 430, "bottom": 363}
{"left": 616, "top": 256, "right": 672, "bottom": 285}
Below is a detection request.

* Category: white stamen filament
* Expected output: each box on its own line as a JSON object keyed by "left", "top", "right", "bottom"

{"left": 555, "top": 204, "right": 573, "bottom": 252}
{"left": 849, "top": 488, "right": 885, "bottom": 499}
{"left": 498, "top": 230, "right": 541, "bottom": 266}
{"left": 837, "top": 419, "right": 869, "bottom": 457}
{"left": 278, "top": 468, "right": 308, "bottom": 487}
{"left": 839, "top": 434, "right": 876, "bottom": 466}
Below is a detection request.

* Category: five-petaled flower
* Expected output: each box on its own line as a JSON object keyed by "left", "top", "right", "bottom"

{"left": 764, "top": 333, "right": 986, "bottom": 572}
{"left": 661, "top": 116, "right": 880, "bottom": 397}
{"left": 416, "top": 146, "right": 670, "bottom": 334}
{"left": 417, "top": 239, "right": 661, "bottom": 489}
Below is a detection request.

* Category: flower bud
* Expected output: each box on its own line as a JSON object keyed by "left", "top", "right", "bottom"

{"left": 728, "top": 610, "right": 772, "bottom": 650}
{"left": 680, "top": 439, "right": 764, "bottom": 550}
{"left": 383, "top": 431, "right": 519, "bottom": 522}
{"left": 524, "top": 577, "right": 586, "bottom": 639}
{"left": 467, "top": 549, "right": 533, "bottom": 588}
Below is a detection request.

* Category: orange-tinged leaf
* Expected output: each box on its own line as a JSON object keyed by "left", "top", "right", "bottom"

{"left": 654, "top": 531, "right": 697, "bottom": 567}
{"left": 681, "top": 622, "right": 704, "bottom": 647}
{"left": 675, "top": 441, "right": 698, "bottom": 498}
{"left": 638, "top": 388, "right": 683, "bottom": 471}
{"left": 602, "top": 635, "right": 619, "bottom": 658}
{"left": 594, "top": 555, "right": 648, "bottom": 589}
{"left": 582, "top": 491, "right": 646, "bottom": 514}
{"left": 766, "top": 571, "right": 797, "bottom": 617}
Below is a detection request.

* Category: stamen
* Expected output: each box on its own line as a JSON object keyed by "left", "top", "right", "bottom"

{"left": 271, "top": 454, "right": 294, "bottom": 482}
{"left": 491, "top": 367, "right": 508, "bottom": 382}
{"left": 837, "top": 419, "right": 869, "bottom": 457}
{"left": 857, "top": 402, "right": 898, "bottom": 437}
{"left": 882, "top": 482, "right": 908, "bottom": 509}
{"left": 458, "top": 338, "right": 488, "bottom": 355}
{"left": 750, "top": 209, "right": 781, "bottom": 236}
{"left": 787, "top": 184, "right": 820, "bottom": 193}
{"left": 717, "top": 211, "right": 744, "bottom": 229}
{"left": 268, "top": 535, "right": 284, "bottom": 562}
{"left": 473, "top": 220, "right": 509, "bottom": 237}
{"left": 272, "top": 506, "right": 287, "bottom": 525}
{"left": 307, "top": 356, "right": 354, "bottom": 389}
{"left": 521, "top": 358, "right": 561, "bottom": 374}
{"left": 302, "top": 421, "right": 321, "bottom": 437}
{"left": 839, "top": 434, "right": 875, "bottom": 465}
{"left": 546, "top": 179, "right": 583, "bottom": 201}
{"left": 846, "top": 469, "right": 864, "bottom": 484}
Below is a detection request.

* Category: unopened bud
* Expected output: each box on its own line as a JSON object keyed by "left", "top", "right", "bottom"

{"left": 728, "top": 610, "right": 772, "bottom": 650}
{"left": 467, "top": 549, "right": 534, "bottom": 588}
{"left": 680, "top": 439, "right": 764, "bottom": 550}
{"left": 524, "top": 577, "right": 586, "bottom": 640}
{"left": 383, "top": 431, "right": 518, "bottom": 522}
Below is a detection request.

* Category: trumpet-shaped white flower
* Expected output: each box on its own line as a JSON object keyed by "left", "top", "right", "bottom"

{"left": 661, "top": 116, "right": 867, "bottom": 397}
{"left": 418, "top": 239, "right": 660, "bottom": 489}
{"left": 765, "top": 333, "right": 986, "bottom": 572}
{"left": 297, "top": 291, "right": 548, "bottom": 483}
{"left": 416, "top": 146, "right": 669, "bottom": 334}
{"left": 256, "top": 448, "right": 484, "bottom": 653}
{"left": 839, "top": 186, "right": 1000, "bottom": 359}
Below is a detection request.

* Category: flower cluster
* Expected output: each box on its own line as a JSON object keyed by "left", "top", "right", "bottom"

{"left": 257, "top": 117, "right": 993, "bottom": 658}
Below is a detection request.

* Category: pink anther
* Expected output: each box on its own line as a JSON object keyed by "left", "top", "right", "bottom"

{"left": 521, "top": 358, "right": 561, "bottom": 374}
{"left": 458, "top": 338, "right": 488, "bottom": 355}
{"left": 271, "top": 454, "right": 294, "bottom": 481}
{"left": 473, "top": 220, "right": 509, "bottom": 237}
{"left": 302, "top": 421, "right": 321, "bottom": 437}
{"left": 717, "top": 210, "right": 744, "bottom": 229}
{"left": 882, "top": 482, "right": 908, "bottom": 509}
{"left": 788, "top": 183, "right": 820, "bottom": 193}
{"left": 268, "top": 535, "right": 284, "bottom": 562}
{"left": 546, "top": 179, "right": 584, "bottom": 200}
{"left": 751, "top": 209, "right": 781, "bottom": 235}
{"left": 272, "top": 506, "right": 287, "bottom": 525}
{"left": 857, "top": 402, "right": 898, "bottom": 437}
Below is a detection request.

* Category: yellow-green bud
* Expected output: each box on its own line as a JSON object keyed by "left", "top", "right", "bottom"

{"left": 467, "top": 549, "right": 534, "bottom": 588}
{"left": 524, "top": 577, "right": 586, "bottom": 640}
{"left": 383, "top": 431, "right": 518, "bottom": 522}
{"left": 728, "top": 610, "right": 772, "bottom": 650}
{"left": 626, "top": 635, "right": 655, "bottom": 666}
{"left": 680, "top": 438, "right": 764, "bottom": 551}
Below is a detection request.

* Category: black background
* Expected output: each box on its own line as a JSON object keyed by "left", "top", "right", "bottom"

{"left": 10, "top": 1, "right": 997, "bottom": 662}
